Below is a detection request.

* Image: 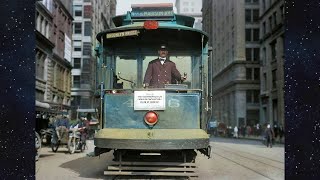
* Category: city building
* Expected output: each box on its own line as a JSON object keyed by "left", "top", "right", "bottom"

{"left": 70, "top": 0, "right": 117, "bottom": 119}
{"left": 35, "top": 0, "right": 73, "bottom": 130}
{"left": 50, "top": 0, "right": 73, "bottom": 114}
{"left": 259, "top": 0, "right": 285, "bottom": 127}
{"left": 175, "top": 0, "right": 202, "bottom": 30}
{"left": 202, "top": 0, "right": 261, "bottom": 128}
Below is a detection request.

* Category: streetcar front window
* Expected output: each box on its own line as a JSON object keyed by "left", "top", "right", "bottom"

{"left": 116, "top": 56, "right": 137, "bottom": 89}
{"left": 106, "top": 54, "right": 202, "bottom": 90}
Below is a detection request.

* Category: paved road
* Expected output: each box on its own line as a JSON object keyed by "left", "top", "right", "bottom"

{"left": 36, "top": 137, "right": 284, "bottom": 180}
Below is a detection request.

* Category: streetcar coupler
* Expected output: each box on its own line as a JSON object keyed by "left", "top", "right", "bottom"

{"left": 198, "top": 145, "right": 212, "bottom": 159}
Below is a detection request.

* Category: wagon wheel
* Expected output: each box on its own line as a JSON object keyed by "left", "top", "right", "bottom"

{"left": 68, "top": 137, "right": 76, "bottom": 154}
{"left": 51, "top": 141, "right": 60, "bottom": 152}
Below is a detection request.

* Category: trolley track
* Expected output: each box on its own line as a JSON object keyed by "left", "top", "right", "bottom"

{"left": 215, "top": 145, "right": 284, "bottom": 170}
{"left": 211, "top": 145, "right": 284, "bottom": 180}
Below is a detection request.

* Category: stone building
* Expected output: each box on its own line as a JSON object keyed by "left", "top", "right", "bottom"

{"left": 259, "top": 0, "right": 285, "bottom": 127}
{"left": 70, "top": 0, "right": 117, "bottom": 119}
{"left": 35, "top": 0, "right": 73, "bottom": 130}
{"left": 50, "top": 0, "right": 73, "bottom": 115}
{"left": 35, "top": 0, "right": 55, "bottom": 129}
{"left": 175, "top": 0, "right": 202, "bottom": 30}
{"left": 202, "top": 0, "right": 261, "bottom": 127}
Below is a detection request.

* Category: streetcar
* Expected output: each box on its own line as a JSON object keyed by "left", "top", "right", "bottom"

{"left": 93, "top": 3, "right": 211, "bottom": 178}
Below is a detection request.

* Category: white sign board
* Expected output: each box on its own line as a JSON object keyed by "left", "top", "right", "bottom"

{"left": 134, "top": 91, "right": 166, "bottom": 110}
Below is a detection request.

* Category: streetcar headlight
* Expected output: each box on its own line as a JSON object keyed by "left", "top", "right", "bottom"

{"left": 144, "top": 20, "right": 159, "bottom": 29}
{"left": 144, "top": 111, "right": 159, "bottom": 126}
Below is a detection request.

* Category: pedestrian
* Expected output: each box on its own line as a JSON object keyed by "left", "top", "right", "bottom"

{"left": 265, "top": 124, "right": 275, "bottom": 148}
{"left": 279, "top": 125, "right": 284, "bottom": 143}
{"left": 233, "top": 126, "right": 238, "bottom": 138}
{"left": 143, "top": 44, "right": 187, "bottom": 88}
{"left": 273, "top": 124, "right": 279, "bottom": 143}
{"left": 54, "top": 115, "right": 70, "bottom": 142}
{"left": 256, "top": 123, "right": 260, "bottom": 136}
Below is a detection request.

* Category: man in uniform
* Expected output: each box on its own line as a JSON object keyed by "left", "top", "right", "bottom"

{"left": 143, "top": 44, "right": 186, "bottom": 88}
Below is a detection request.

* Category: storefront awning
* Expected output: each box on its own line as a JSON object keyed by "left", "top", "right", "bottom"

{"left": 35, "top": 100, "right": 50, "bottom": 109}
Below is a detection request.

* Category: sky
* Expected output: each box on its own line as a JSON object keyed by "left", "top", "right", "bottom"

{"left": 116, "top": 0, "right": 176, "bottom": 15}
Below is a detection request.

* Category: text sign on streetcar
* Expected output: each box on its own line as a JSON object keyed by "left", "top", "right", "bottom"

{"left": 134, "top": 91, "right": 166, "bottom": 110}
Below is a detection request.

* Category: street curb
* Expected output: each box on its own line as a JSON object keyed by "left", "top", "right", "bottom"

{"left": 209, "top": 135, "right": 285, "bottom": 145}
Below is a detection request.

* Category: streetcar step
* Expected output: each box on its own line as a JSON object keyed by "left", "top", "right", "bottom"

{"left": 104, "top": 161, "right": 198, "bottom": 177}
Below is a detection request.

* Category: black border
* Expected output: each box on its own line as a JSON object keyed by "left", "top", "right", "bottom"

{"left": 0, "top": 0, "right": 35, "bottom": 179}
{"left": 285, "top": 0, "right": 320, "bottom": 178}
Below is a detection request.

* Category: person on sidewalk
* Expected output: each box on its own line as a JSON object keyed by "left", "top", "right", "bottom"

{"left": 233, "top": 126, "right": 239, "bottom": 138}
{"left": 265, "top": 124, "right": 275, "bottom": 148}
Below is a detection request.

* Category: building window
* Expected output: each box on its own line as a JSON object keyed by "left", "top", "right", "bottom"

{"left": 246, "top": 48, "right": 252, "bottom": 61}
{"left": 36, "top": 90, "right": 45, "bottom": 101}
{"left": 83, "top": 42, "right": 91, "bottom": 56}
{"left": 245, "top": 9, "right": 251, "bottom": 22}
{"left": 74, "top": 47, "right": 81, "bottom": 51}
{"left": 183, "top": 8, "right": 189, "bottom": 12}
{"left": 254, "top": 68, "right": 260, "bottom": 80}
{"left": 245, "top": 29, "right": 251, "bottom": 41}
{"left": 246, "top": 90, "right": 260, "bottom": 103}
{"left": 253, "top": 48, "right": 260, "bottom": 61}
{"left": 262, "top": 0, "right": 266, "bottom": 11}
{"left": 73, "top": 58, "right": 81, "bottom": 69}
{"left": 262, "top": 47, "right": 267, "bottom": 65}
{"left": 245, "top": 9, "right": 259, "bottom": 23}
{"left": 71, "top": 95, "right": 81, "bottom": 107}
{"left": 273, "top": 12, "right": 277, "bottom": 26}
{"left": 74, "top": 23, "right": 82, "bottom": 34}
{"left": 74, "top": 5, "right": 82, "bottom": 17}
{"left": 84, "top": 21, "right": 91, "bottom": 36}
{"left": 36, "top": 51, "right": 45, "bottom": 80}
{"left": 280, "top": 5, "right": 284, "bottom": 21}
{"left": 73, "top": 76, "right": 80, "bottom": 88}
{"left": 263, "top": 73, "right": 267, "bottom": 91}
{"left": 262, "top": 21, "right": 266, "bottom": 35}
{"left": 82, "top": 58, "right": 91, "bottom": 72}
{"left": 269, "top": 16, "right": 273, "bottom": 31}
{"left": 246, "top": 90, "right": 252, "bottom": 103}
{"left": 253, "top": 29, "right": 259, "bottom": 41}
{"left": 270, "top": 41, "right": 277, "bottom": 60}
{"left": 253, "top": 90, "right": 259, "bottom": 103}
{"left": 253, "top": 0, "right": 259, "bottom": 3}
{"left": 253, "top": 9, "right": 259, "bottom": 22}
{"left": 272, "top": 69, "right": 277, "bottom": 89}
{"left": 246, "top": 68, "right": 253, "bottom": 80}
{"left": 73, "top": 40, "right": 81, "bottom": 51}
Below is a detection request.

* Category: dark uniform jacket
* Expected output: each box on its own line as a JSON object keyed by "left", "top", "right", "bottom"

{"left": 143, "top": 58, "right": 182, "bottom": 88}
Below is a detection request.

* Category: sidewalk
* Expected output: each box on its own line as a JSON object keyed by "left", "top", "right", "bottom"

{"left": 210, "top": 134, "right": 285, "bottom": 145}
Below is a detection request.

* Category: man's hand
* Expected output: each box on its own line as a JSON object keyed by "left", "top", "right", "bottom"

{"left": 181, "top": 73, "right": 187, "bottom": 81}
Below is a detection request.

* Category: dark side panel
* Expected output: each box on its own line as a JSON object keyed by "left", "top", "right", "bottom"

{"left": 104, "top": 93, "right": 200, "bottom": 129}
